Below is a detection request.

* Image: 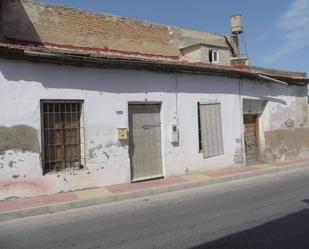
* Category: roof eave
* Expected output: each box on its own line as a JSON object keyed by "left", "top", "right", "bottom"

{"left": 0, "top": 45, "right": 308, "bottom": 85}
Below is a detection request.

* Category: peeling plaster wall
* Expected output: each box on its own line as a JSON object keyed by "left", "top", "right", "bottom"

{"left": 241, "top": 79, "right": 308, "bottom": 163}
{"left": 0, "top": 125, "right": 40, "bottom": 154}
{"left": 0, "top": 59, "right": 307, "bottom": 200}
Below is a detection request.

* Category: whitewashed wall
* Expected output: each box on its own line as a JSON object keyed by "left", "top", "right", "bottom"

{"left": 0, "top": 60, "right": 307, "bottom": 200}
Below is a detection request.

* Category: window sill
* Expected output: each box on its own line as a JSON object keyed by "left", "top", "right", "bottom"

{"left": 43, "top": 166, "right": 88, "bottom": 176}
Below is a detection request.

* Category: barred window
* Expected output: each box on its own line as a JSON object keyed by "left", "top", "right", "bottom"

{"left": 41, "top": 100, "right": 84, "bottom": 173}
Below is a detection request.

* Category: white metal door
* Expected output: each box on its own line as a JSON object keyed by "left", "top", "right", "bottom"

{"left": 129, "top": 104, "right": 163, "bottom": 182}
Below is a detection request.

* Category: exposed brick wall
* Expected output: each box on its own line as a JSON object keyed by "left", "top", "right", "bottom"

{"left": 1, "top": 0, "right": 179, "bottom": 58}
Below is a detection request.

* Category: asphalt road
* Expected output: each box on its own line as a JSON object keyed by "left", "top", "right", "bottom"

{"left": 1, "top": 167, "right": 309, "bottom": 249}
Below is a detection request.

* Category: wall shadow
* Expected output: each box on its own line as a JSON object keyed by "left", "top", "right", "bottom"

{"left": 189, "top": 203, "right": 309, "bottom": 249}
{"left": 0, "top": 60, "right": 304, "bottom": 103}
{"left": 1, "top": 0, "right": 41, "bottom": 44}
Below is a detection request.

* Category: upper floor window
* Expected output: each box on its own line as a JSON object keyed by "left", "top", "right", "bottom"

{"left": 209, "top": 50, "right": 219, "bottom": 64}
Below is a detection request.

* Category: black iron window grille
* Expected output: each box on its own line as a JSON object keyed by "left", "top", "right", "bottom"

{"left": 41, "top": 100, "right": 84, "bottom": 173}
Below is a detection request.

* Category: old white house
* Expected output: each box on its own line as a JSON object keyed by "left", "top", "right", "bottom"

{"left": 0, "top": 0, "right": 308, "bottom": 200}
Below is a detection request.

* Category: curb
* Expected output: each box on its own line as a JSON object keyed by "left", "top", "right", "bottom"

{"left": 1, "top": 162, "right": 309, "bottom": 222}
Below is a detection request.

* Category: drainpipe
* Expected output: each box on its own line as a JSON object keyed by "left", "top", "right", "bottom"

{"left": 238, "top": 79, "right": 246, "bottom": 166}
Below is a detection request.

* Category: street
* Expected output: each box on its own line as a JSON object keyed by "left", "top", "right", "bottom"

{"left": 1, "top": 167, "right": 309, "bottom": 249}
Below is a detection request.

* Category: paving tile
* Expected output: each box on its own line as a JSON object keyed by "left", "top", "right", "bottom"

{"left": 1, "top": 163, "right": 309, "bottom": 221}
{"left": 106, "top": 177, "right": 186, "bottom": 194}
{"left": 182, "top": 173, "right": 212, "bottom": 182}
{"left": 0, "top": 192, "right": 78, "bottom": 212}
{"left": 75, "top": 188, "right": 112, "bottom": 200}
{"left": 273, "top": 158, "right": 309, "bottom": 166}
{"left": 253, "top": 164, "right": 275, "bottom": 169}
{"left": 204, "top": 166, "right": 259, "bottom": 177}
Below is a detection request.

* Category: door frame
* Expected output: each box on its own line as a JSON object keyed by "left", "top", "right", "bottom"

{"left": 128, "top": 102, "right": 164, "bottom": 182}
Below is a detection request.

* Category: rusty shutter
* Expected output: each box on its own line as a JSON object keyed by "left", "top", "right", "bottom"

{"left": 199, "top": 103, "right": 224, "bottom": 158}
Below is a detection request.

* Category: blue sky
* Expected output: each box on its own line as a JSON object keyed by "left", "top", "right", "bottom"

{"left": 40, "top": 0, "right": 309, "bottom": 75}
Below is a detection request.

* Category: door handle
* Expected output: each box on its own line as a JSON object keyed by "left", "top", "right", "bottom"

{"left": 143, "top": 124, "right": 160, "bottom": 129}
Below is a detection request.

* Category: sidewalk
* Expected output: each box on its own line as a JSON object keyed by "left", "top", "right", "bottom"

{"left": 1, "top": 159, "right": 309, "bottom": 222}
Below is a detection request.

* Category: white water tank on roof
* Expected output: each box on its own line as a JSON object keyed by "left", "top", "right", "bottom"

{"left": 230, "top": 14, "right": 243, "bottom": 34}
